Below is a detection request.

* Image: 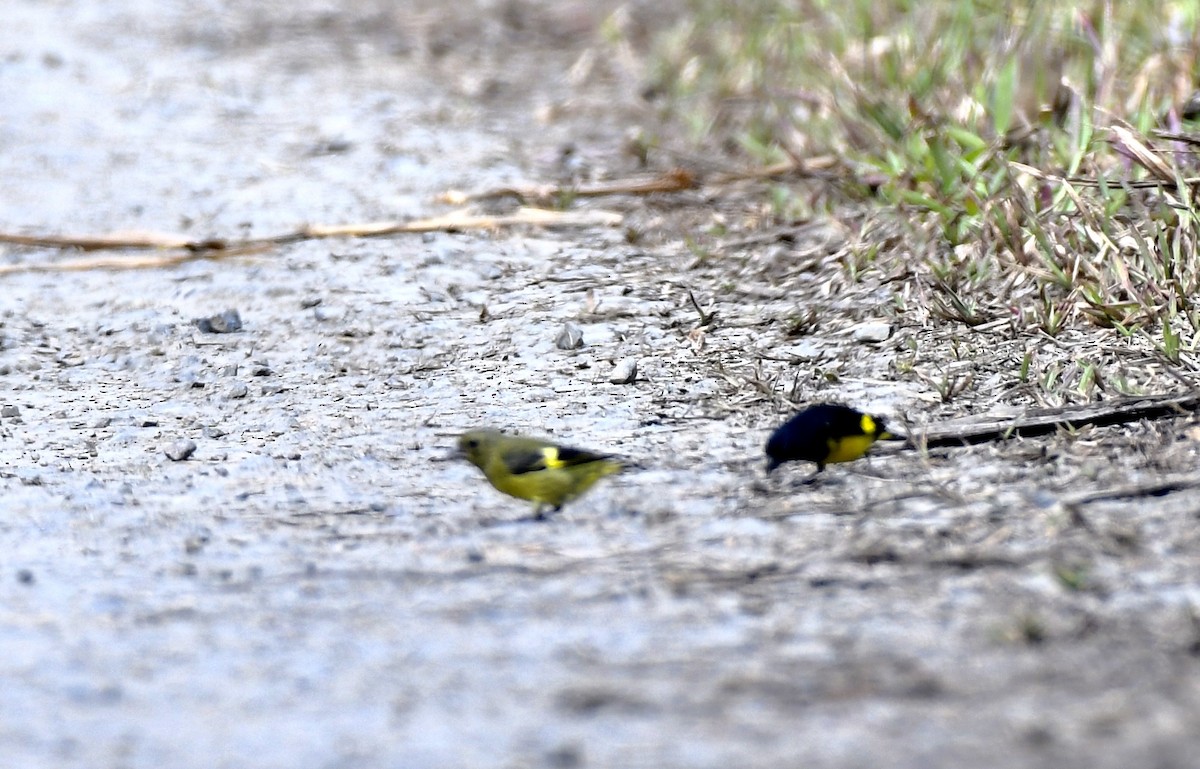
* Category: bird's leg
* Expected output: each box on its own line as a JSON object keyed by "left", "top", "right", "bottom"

{"left": 797, "top": 464, "right": 830, "bottom": 486}
{"left": 530, "top": 503, "right": 563, "bottom": 522}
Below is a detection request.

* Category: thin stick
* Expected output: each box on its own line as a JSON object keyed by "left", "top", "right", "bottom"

{"left": 0, "top": 207, "right": 623, "bottom": 273}
{"left": 905, "top": 391, "right": 1200, "bottom": 450}
{"left": 1060, "top": 473, "right": 1200, "bottom": 508}
{"left": 439, "top": 168, "right": 698, "bottom": 205}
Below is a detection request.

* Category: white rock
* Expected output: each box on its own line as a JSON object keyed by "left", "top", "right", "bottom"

{"left": 852, "top": 321, "right": 892, "bottom": 343}
{"left": 608, "top": 358, "right": 638, "bottom": 384}
{"left": 555, "top": 322, "right": 584, "bottom": 350}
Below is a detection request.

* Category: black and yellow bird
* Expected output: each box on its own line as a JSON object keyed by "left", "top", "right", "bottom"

{"left": 765, "top": 403, "right": 897, "bottom": 474}
{"left": 457, "top": 429, "right": 623, "bottom": 516}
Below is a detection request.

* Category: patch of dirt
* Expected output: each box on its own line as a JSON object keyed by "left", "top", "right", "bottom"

{"left": 3, "top": 2, "right": 1200, "bottom": 768}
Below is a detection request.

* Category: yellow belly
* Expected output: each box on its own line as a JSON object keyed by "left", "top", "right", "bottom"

{"left": 824, "top": 434, "right": 875, "bottom": 464}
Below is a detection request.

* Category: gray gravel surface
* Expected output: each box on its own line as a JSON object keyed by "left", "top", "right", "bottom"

{"left": 4, "top": 2, "right": 1200, "bottom": 768}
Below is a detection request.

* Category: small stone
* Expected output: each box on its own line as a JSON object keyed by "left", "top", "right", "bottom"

{"left": 779, "top": 341, "right": 823, "bottom": 361}
{"left": 555, "top": 322, "right": 585, "bottom": 350}
{"left": 164, "top": 439, "right": 197, "bottom": 461}
{"left": 1, "top": 404, "right": 19, "bottom": 418}
{"left": 194, "top": 309, "right": 243, "bottom": 334}
{"left": 184, "top": 530, "right": 210, "bottom": 554}
{"left": 1183, "top": 90, "right": 1200, "bottom": 121}
{"left": 545, "top": 744, "right": 583, "bottom": 769}
{"left": 227, "top": 382, "right": 249, "bottom": 399}
{"left": 608, "top": 358, "right": 638, "bottom": 384}
{"left": 852, "top": 321, "right": 892, "bottom": 343}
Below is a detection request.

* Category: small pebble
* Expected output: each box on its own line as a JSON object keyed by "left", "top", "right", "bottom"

{"left": 183, "top": 530, "right": 210, "bottom": 555}
{"left": 1, "top": 404, "right": 19, "bottom": 418}
{"left": 608, "top": 358, "right": 638, "bottom": 384}
{"left": 227, "top": 382, "right": 249, "bottom": 399}
{"left": 194, "top": 309, "right": 243, "bottom": 334}
{"left": 555, "top": 322, "right": 584, "bottom": 350}
{"left": 852, "top": 321, "right": 892, "bottom": 343}
{"left": 164, "top": 439, "right": 197, "bottom": 461}
{"left": 778, "top": 341, "right": 823, "bottom": 361}
{"left": 1182, "top": 91, "right": 1200, "bottom": 121}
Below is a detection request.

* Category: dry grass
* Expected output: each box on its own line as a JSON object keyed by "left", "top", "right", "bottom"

{"left": 628, "top": 0, "right": 1200, "bottom": 405}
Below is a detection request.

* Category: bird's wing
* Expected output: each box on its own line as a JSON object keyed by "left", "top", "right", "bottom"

{"left": 503, "top": 444, "right": 611, "bottom": 475}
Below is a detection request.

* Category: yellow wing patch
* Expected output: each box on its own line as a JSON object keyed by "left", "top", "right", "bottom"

{"left": 541, "top": 447, "right": 566, "bottom": 470}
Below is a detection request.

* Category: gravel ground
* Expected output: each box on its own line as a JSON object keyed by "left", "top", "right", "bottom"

{"left": 3, "top": 2, "right": 1200, "bottom": 768}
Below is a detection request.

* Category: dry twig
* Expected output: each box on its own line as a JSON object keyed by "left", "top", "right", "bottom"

{"left": 905, "top": 391, "right": 1200, "bottom": 450}
{"left": 0, "top": 207, "right": 623, "bottom": 273}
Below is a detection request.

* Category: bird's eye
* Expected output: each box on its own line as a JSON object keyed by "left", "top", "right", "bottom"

{"left": 466, "top": 439, "right": 479, "bottom": 448}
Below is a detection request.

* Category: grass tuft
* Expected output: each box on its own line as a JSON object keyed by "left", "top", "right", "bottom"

{"left": 640, "top": 0, "right": 1200, "bottom": 400}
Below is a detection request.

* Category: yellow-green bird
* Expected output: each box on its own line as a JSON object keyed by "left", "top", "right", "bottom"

{"left": 456, "top": 429, "right": 624, "bottom": 516}
{"left": 765, "top": 403, "right": 898, "bottom": 474}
